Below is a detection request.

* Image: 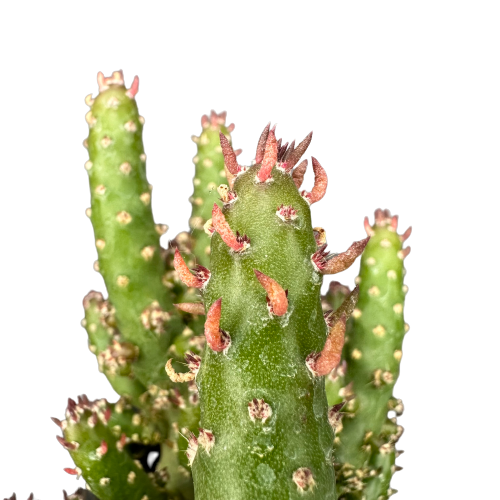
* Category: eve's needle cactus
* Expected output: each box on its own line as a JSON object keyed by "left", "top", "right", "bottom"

{"left": 2, "top": 71, "right": 412, "bottom": 500}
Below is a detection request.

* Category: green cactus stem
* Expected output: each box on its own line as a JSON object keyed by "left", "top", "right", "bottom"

{"left": 189, "top": 111, "right": 240, "bottom": 267}
{"left": 333, "top": 209, "right": 411, "bottom": 499}
{"left": 172, "top": 126, "right": 369, "bottom": 500}
{"left": 84, "top": 70, "right": 183, "bottom": 388}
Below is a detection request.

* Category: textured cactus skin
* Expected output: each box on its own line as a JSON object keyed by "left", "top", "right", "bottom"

{"left": 189, "top": 111, "right": 238, "bottom": 267}
{"left": 44, "top": 72, "right": 413, "bottom": 500}
{"left": 190, "top": 156, "right": 363, "bottom": 499}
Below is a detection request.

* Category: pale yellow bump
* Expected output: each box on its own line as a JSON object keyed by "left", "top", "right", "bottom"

{"left": 99, "top": 478, "right": 110, "bottom": 486}
{"left": 207, "top": 181, "right": 217, "bottom": 191}
{"left": 205, "top": 246, "right": 211, "bottom": 255}
{"left": 366, "top": 257, "right": 376, "bottom": 266}
{"left": 89, "top": 344, "right": 97, "bottom": 353}
{"left": 202, "top": 158, "right": 213, "bottom": 168}
{"left": 85, "top": 111, "right": 97, "bottom": 127}
{"left": 354, "top": 276, "right": 361, "bottom": 284}
{"left": 81, "top": 319, "right": 87, "bottom": 328}
{"left": 148, "top": 183, "right": 153, "bottom": 191}
{"left": 107, "top": 96, "right": 120, "bottom": 108}
{"left": 100, "top": 136, "right": 112, "bottom": 148}
{"left": 88, "top": 323, "right": 97, "bottom": 334}
{"left": 403, "top": 268, "right": 407, "bottom": 276}
{"left": 368, "top": 286, "right": 380, "bottom": 296}
{"left": 397, "top": 250, "right": 405, "bottom": 260}
{"left": 141, "top": 246, "right": 156, "bottom": 261}
{"left": 124, "top": 120, "right": 137, "bottom": 132}
{"left": 116, "top": 211, "right": 132, "bottom": 224}
{"left": 215, "top": 145, "right": 222, "bottom": 153}
{"left": 119, "top": 162, "right": 132, "bottom": 175}
{"left": 132, "top": 414, "right": 141, "bottom": 426}
{"left": 85, "top": 208, "right": 92, "bottom": 218}
{"left": 132, "top": 433, "right": 140, "bottom": 442}
{"left": 127, "top": 471, "right": 136, "bottom": 484}
{"left": 140, "top": 496, "right": 149, "bottom": 500}
{"left": 193, "top": 155, "right": 199, "bottom": 164}
{"left": 380, "top": 238, "right": 392, "bottom": 248}
{"left": 404, "top": 323, "right": 410, "bottom": 333}
{"left": 193, "top": 178, "right": 201, "bottom": 186}
{"left": 155, "top": 224, "right": 169, "bottom": 235}
{"left": 191, "top": 135, "right": 200, "bottom": 143}
{"left": 393, "top": 303, "right": 403, "bottom": 314}
{"left": 402, "top": 285, "right": 409, "bottom": 294}
{"left": 84, "top": 160, "right": 93, "bottom": 171}
{"left": 219, "top": 169, "right": 226, "bottom": 177}
{"left": 387, "top": 270, "right": 397, "bottom": 280}
{"left": 84, "top": 94, "right": 94, "bottom": 106}
{"left": 83, "top": 139, "right": 89, "bottom": 149}
{"left": 96, "top": 239, "right": 106, "bottom": 250}
{"left": 200, "top": 134, "right": 209, "bottom": 145}
{"left": 93, "top": 260, "right": 100, "bottom": 272}
{"left": 194, "top": 197, "right": 203, "bottom": 206}
{"left": 117, "top": 275, "right": 129, "bottom": 287}
{"left": 140, "top": 192, "right": 151, "bottom": 205}
{"left": 189, "top": 216, "right": 204, "bottom": 230}
{"left": 352, "top": 348, "right": 362, "bottom": 360}
{"left": 139, "top": 116, "right": 145, "bottom": 125}
{"left": 372, "top": 325, "right": 386, "bottom": 337}
{"left": 95, "top": 184, "right": 106, "bottom": 195}
{"left": 382, "top": 371, "right": 394, "bottom": 384}
{"left": 394, "top": 350, "right": 403, "bottom": 362}
{"left": 352, "top": 308, "right": 362, "bottom": 319}
{"left": 140, "top": 153, "right": 147, "bottom": 162}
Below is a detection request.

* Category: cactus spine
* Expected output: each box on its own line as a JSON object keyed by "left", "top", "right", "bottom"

{"left": 35, "top": 71, "right": 412, "bottom": 500}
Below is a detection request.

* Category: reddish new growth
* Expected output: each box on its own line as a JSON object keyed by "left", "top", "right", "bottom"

{"left": 283, "top": 131, "right": 313, "bottom": 172}
{"left": 276, "top": 204, "right": 297, "bottom": 222}
{"left": 301, "top": 157, "right": 327, "bottom": 205}
{"left": 219, "top": 132, "right": 242, "bottom": 176}
{"left": 174, "top": 248, "right": 210, "bottom": 288}
{"left": 174, "top": 302, "right": 205, "bottom": 315}
{"left": 205, "top": 298, "right": 231, "bottom": 352}
{"left": 306, "top": 314, "right": 347, "bottom": 377}
{"left": 257, "top": 128, "right": 278, "bottom": 182}
{"left": 255, "top": 122, "right": 271, "bottom": 164}
{"left": 254, "top": 269, "right": 288, "bottom": 316}
{"left": 312, "top": 237, "right": 370, "bottom": 275}
{"left": 248, "top": 398, "right": 273, "bottom": 423}
{"left": 202, "top": 110, "right": 235, "bottom": 132}
{"left": 56, "top": 435, "right": 78, "bottom": 451}
{"left": 212, "top": 204, "right": 250, "bottom": 252}
{"left": 292, "top": 159, "right": 308, "bottom": 188}
{"left": 198, "top": 428, "right": 215, "bottom": 455}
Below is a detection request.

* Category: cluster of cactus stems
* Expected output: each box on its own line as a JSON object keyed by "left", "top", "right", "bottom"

{"left": 5, "top": 71, "right": 412, "bottom": 500}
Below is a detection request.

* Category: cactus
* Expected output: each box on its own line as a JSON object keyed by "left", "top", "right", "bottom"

{"left": 19, "top": 71, "right": 411, "bottom": 500}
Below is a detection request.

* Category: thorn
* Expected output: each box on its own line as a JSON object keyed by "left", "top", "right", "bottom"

{"left": 227, "top": 123, "right": 235, "bottom": 133}
{"left": 174, "top": 303, "right": 205, "bottom": 315}
{"left": 398, "top": 246, "right": 411, "bottom": 259}
{"left": 173, "top": 248, "right": 210, "bottom": 288}
{"left": 63, "top": 467, "right": 82, "bottom": 478}
{"left": 204, "top": 298, "right": 231, "bottom": 352}
{"left": 364, "top": 216, "right": 375, "bottom": 236}
{"left": 201, "top": 114, "right": 209, "bottom": 128}
{"left": 254, "top": 270, "right": 288, "bottom": 316}
{"left": 212, "top": 204, "right": 249, "bottom": 252}
{"left": 256, "top": 128, "right": 277, "bottom": 182}
{"left": 96, "top": 440, "right": 108, "bottom": 458}
{"left": 400, "top": 226, "right": 412, "bottom": 242}
{"left": 56, "top": 435, "right": 78, "bottom": 451}
{"left": 166, "top": 358, "right": 195, "bottom": 382}
{"left": 186, "top": 432, "right": 198, "bottom": 466}
{"left": 255, "top": 122, "right": 271, "bottom": 164}
{"left": 51, "top": 417, "right": 63, "bottom": 428}
{"left": 292, "top": 159, "right": 308, "bottom": 188}
{"left": 125, "top": 76, "right": 139, "bottom": 98}
{"left": 391, "top": 215, "right": 399, "bottom": 231}
{"left": 312, "top": 237, "right": 370, "bottom": 275}
{"left": 285, "top": 131, "right": 313, "bottom": 171}
{"left": 219, "top": 132, "right": 240, "bottom": 175}
{"left": 306, "top": 314, "right": 347, "bottom": 376}
{"left": 234, "top": 148, "right": 242, "bottom": 156}
{"left": 324, "top": 286, "right": 359, "bottom": 327}
{"left": 313, "top": 227, "right": 327, "bottom": 246}
{"left": 302, "top": 157, "right": 327, "bottom": 204}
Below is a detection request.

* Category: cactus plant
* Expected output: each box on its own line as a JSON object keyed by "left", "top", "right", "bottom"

{"left": 4, "top": 71, "right": 411, "bottom": 500}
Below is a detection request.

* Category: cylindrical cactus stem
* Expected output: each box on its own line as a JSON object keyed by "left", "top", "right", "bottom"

{"left": 189, "top": 127, "right": 366, "bottom": 500}
{"left": 84, "top": 71, "right": 183, "bottom": 388}
{"left": 57, "top": 396, "right": 168, "bottom": 500}
{"left": 189, "top": 111, "right": 240, "bottom": 267}
{"left": 333, "top": 209, "right": 411, "bottom": 500}
{"left": 82, "top": 291, "right": 146, "bottom": 402}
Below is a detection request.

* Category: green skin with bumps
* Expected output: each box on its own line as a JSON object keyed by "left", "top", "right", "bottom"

{"left": 192, "top": 165, "right": 336, "bottom": 500}
{"left": 86, "top": 84, "right": 183, "bottom": 389}
{"left": 332, "top": 221, "right": 407, "bottom": 500}
{"left": 189, "top": 116, "right": 235, "bottom": 267}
